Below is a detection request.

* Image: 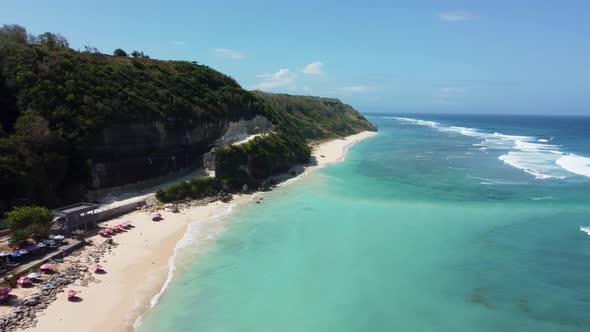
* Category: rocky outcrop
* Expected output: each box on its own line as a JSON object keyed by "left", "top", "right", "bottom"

{"left": 202, "top": 116, "right": 273, "bottom": 171}
{"left": 216, "top": 115, "right": 273, "bottom": 145}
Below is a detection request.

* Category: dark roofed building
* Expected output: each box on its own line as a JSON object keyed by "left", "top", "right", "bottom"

{"left": 52, "top": 203, "right": 100, "bottom": 233}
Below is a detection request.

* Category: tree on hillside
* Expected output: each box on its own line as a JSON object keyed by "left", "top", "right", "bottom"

{"left": 113, "top": 48, "right": 127, "bottom": 57}
{"left": 83, "top": 44, "right": 100, "bottom": 53}
{"left": 131, "top": 50, "right": 149, "bottom": 59}
{"left": 37, "top": 32, "right": 69, "bottom": 50}
{"left": 4, "top": 206, "right": 53, "bottom": 247}
{"left": 0, "top": 24, "right": 36, "bottom": 44}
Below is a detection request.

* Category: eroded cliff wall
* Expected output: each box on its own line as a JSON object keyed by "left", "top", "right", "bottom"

{"left": 88, "top": 114, "right": 273, "bottom": 189}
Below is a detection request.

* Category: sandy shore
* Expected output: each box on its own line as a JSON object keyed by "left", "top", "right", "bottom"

{"left": 24, "top": 131, "right": 377, "bottom": 332}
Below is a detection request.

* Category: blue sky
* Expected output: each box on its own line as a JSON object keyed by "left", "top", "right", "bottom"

{"left": 3, "top": 0, "right": 590, "bottom": 114}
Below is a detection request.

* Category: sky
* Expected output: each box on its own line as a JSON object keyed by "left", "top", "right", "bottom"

{"left": 3, "top": 0, "right": 590, "bottom": 115}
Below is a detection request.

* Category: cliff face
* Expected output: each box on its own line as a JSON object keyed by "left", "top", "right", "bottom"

{"left": 88, "top": 115, "right": 273, "bottom": 188}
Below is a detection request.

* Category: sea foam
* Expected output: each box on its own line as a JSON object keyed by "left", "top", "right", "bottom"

{"left": 389, "top": 117, "right": 590, "bottom": 179}
{"left": 556, "top": 155, "right": 590, "bottom": 178}
{"left": 580, "top": 226, "right": 590, "bottom": 237}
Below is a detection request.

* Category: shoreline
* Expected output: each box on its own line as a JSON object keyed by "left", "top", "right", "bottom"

{"left": 24, "top": 131, "right": 377, "bottom": 332}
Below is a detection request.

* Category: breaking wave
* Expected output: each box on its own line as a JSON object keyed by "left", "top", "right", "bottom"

{"left": 387, "top": 117, "right": 590, "bottom": 179}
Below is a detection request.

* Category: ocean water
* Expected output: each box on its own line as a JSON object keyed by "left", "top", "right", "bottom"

{"left": 139, "top": 114, "right": 590, "bottom": 332}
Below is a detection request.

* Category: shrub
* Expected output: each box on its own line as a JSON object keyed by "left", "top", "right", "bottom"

{"left": 4, "top": 206, "right": 53, "bottom": 247}
{"left": 214, "top": 133, "right": 311, "bottom": 186}
{"left": 156, "top": 177, "right": 219, "bottom": 203}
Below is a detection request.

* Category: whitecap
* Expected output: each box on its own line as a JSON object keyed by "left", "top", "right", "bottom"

{"left": 530, "top": 196, "right": 553, "bottom": 201}
{"left": 390, "top": 116, "right": 590, "bottom": 179}
{"left": 580, "top": 226, "right": 590, "bottom": 237}
{"left": 556, "top": 155, "right": 590, "bottom": 178}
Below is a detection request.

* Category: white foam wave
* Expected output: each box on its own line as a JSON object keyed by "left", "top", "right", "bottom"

{"left": 133, "top": 201, "right": 239, "bottom": 330}
{"left": 580, "top": 226, "right": 590, "bottom": 237}
{"left": 390, "top": 117, "right": 590, "bottom": 179}
{"left": 530, "top": 196, "right": 553, "bottom": 201}
{"left": 556, "top": 155, "right": 590, "bottom": 178}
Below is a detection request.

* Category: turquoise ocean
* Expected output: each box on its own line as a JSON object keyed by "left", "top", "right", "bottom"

{"left": 139, "top": 114, "right": 590, "bottom": 332}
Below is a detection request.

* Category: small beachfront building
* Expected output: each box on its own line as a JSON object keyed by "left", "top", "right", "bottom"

{"left": 51, "top": 203, "right": 100, "bottom": 233}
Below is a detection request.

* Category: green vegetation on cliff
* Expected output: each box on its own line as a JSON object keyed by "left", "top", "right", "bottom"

{"left": 0, "top": 25, "right": 375, "bottom": 210}
{"left": 156, "top": 133, "right": 311, "bottom": 203}
{"left": 254, "top": 91, "right": 376, "bottom": 140}
{"left": 155, "top": 177, "right": 218, "bottom": 203}
{"left": 0, "top": 25, "right": 263, "bottom": 212}
{"left": 215, "top": 133, "right": 311, "bottom": 187}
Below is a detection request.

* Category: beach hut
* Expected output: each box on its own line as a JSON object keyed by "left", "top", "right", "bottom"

{"left": 17, "top": 277, "right": 32, "bottom": 286}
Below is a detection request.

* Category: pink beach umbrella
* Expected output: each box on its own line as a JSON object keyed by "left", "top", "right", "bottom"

{"left": 40, "top": 263, "right": 53, "bottom": 271}
{"left": 65, "top": 289, "right": 77, "bottom": 299}
{"left": 0, "top": 288, "right": 11, "bottom": 301}
{"left": 88, "top": 264, "right": 103, "bottom": 273}
{"left": 17, "top": 277, "right": 32, "bottom": 286}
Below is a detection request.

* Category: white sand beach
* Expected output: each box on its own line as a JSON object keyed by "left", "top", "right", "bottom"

{"left": 24, "top": 131, "right": 376, "bottom": 332}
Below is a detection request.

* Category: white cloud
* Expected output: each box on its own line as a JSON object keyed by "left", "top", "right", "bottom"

{"left": 214, "top": 48, "right": 245, "bottom": 59}
{"left": 251, "top": 68, "right": 297, "bottom": 91}
{"left": 438, "top": 11, "right": 477, "bottom": 22}
{"left": 339, "top": 85, "right": 374, "bottom": 93}
{"left": 303, "top": 61, "right": 324, "bottom": 75}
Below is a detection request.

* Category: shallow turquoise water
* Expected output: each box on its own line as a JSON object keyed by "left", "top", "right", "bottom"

{"left": 140, "top": 115, "right": 590, "bottom": 332}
